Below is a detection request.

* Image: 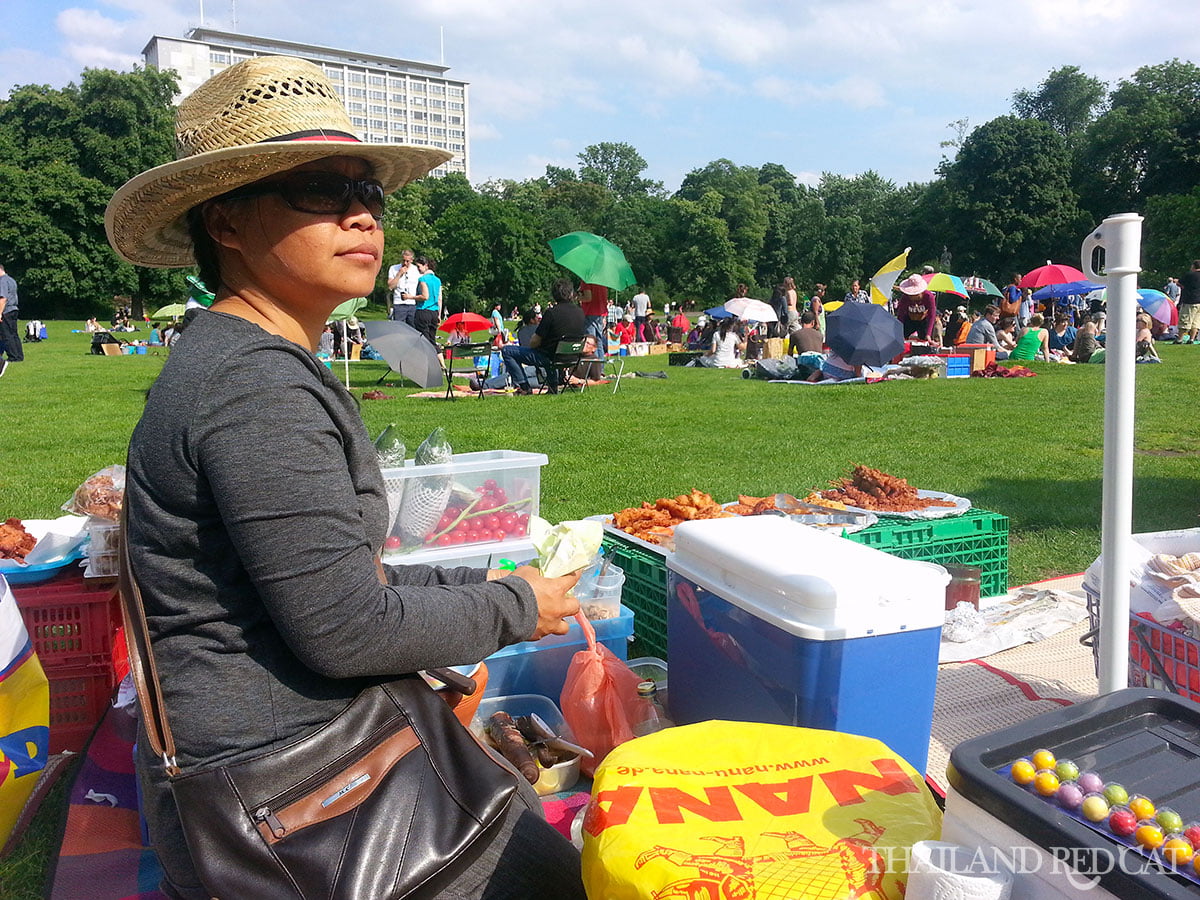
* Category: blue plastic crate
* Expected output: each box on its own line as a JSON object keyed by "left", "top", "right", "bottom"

{"left": 483, "top": 605, "right": 633, "bottom": 699}
{"left": 945, "top": 355, "right": 971, "bottom": 378}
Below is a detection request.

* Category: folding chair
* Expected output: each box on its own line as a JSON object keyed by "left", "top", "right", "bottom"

{"left": 443, "top": 341, "right": 493, "bottom": 399}
{"left": 533, "top": 338, "right": 585, "bottom": 394}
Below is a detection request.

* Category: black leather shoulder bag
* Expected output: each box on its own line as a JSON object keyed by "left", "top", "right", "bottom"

{"left": 117, "top": 511, "right": 518, "bottom": 899}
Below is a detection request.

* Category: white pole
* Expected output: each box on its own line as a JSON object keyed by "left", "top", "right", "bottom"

{"left": 1081, "top": 212, "right": 1143, "bottom": 694}
{"left": 199, "top": 0, "right": 205, "bottom": 26}
{"left": 440, "top": 27, "right": 445, "bottom": 66}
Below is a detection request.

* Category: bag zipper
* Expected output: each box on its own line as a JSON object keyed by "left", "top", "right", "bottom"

{"left": 250, "top": 713, "right": 406, "bottom": 836}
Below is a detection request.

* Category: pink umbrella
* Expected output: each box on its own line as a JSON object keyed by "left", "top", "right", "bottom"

{"left": 1019, "top": 262, "right": 1088, "bottom": 289}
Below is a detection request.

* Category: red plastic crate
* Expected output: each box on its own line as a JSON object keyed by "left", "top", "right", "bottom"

{"left": 47, "top": 662, "right": 115, "bottom": 754}
{"left": 12, "top": 569, "right": 119, "bottom": 670}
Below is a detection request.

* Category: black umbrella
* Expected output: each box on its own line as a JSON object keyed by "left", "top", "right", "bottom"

{"left": 365, "top": 320, "right": 444, "bottom": 389}
{"left": 825, "top": 302, "right": 904, "bottom": 367}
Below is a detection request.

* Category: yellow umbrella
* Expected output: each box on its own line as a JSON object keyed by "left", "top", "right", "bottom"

{"left": 869, "top": 247, "right": 910, "bottom": 306}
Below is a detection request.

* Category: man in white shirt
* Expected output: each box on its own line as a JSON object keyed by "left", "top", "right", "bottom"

{"left": 631, "top": 286, "right": 651, "bottom": 342}
{"left": 386, "top": 249, "right": 419, "bottom": 326}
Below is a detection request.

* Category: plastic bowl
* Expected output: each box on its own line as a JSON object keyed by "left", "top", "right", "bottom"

{"left": 474, "top": 694, "right": 582, "bottom": 796}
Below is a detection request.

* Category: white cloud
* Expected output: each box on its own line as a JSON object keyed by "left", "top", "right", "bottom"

{"left": 753, "top": 74, "right": 885, "bottom": 109}
{"left": 470, "top": 122, "right": 502, "bottom": 141}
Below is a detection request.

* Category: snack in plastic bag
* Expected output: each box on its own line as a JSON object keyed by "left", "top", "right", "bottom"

{"left": 582, "top": 721, "right": 942, "bottom": 900}
{"left": 560, "top": 612, "right": 646, "bottom": 776}
{"left": 395, "top": 428, "right": 452, "bottom": 545}
{"left": 62, "top": 465, "right": 125, "bottom": 521}
{"left": 374, "top": 424, "right": 406, "bottom": 535}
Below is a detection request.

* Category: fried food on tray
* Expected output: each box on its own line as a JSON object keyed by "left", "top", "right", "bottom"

{"left": 801, "top": 492, "right": 847, "bottom": 511}
{"left": 0, "top": 517, "right": 37, "bottom": 561}
{"left": 611, "top": 490, "right": 733, "bottom": 544}
{"left": 726, "top": 494, "right": 779, "bottom": 516}
{"left": 818, "top": 465, "right": 955, "bottom": 513}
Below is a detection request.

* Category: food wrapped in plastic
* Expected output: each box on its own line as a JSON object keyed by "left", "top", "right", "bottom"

{"left": 62, "top": 465, "right": 125, "bottom": 521}
{"left": 395, "top": 428, "right": 453, "bottom": 545}
{"left": 943, "top": 601, "right": 987, "bottom": 642}
{"left": 530, "top": 517, "right": 603, "bottom": 577}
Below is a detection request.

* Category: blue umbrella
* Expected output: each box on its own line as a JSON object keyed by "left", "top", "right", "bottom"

{"left": 1031, "top": 280, "right": 1104, "bottom": 300}
{"left": 825, "top": 302, "right": 904, "bottom": 367}
{"left": 703, "top": 305, "right": 734, "bottom": 319}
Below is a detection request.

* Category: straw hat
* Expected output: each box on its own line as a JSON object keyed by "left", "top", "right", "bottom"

{"left": 106, "top": 56, "right": 451, "bottom": 268}
{"left": 898, "top": 274, "right": 928, "bottom": 295}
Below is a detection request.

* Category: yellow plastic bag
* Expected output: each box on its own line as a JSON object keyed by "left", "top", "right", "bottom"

{"left": 582, "top": 721, "right": 941, "bottom": 900}
{"left": 0, "top": 577, "right": 51, "bottom": 847}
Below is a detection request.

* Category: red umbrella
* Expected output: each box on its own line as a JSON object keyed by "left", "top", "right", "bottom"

{"left": 438, "top": 312, "right": 492, "bottom": 333}
{"left": 1018, "top": 263, "right": 1088, "bottom": 289}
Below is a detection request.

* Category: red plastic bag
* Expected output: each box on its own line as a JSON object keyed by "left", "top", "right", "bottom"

{"left": 560, "top": 612, "right": 644, "bottom": 775}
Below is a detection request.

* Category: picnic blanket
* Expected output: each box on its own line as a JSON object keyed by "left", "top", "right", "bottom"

{"left": 48, "top": 704, "right": 585, "bottom": 900}
{"left": 48, "top": 704, "right": 166, "bottom": 900}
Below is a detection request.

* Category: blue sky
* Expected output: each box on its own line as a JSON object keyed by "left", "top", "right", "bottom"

{"left": 4, "top": 0, "right": 1197, "bottom": 192}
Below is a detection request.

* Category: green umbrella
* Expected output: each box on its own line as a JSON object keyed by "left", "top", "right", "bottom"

{"left": 152, "top": 303, "right": 188, "bottom": 319}
{"left": 328, "top": 297, "right": 367, "bottom": 321}
{"left": 547, "top": 231, "right": 636, "bottom": 291}
{"left": 963, "top": 276, "right": 1003, "bottom": 297}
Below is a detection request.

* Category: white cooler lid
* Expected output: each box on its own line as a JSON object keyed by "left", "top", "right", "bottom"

{"left": 669, "top": 516, "right": 949, "bottom": 640}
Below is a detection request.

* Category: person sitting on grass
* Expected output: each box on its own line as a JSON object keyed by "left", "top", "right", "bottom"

{"left": 699, "top": 317, "right": 745, "bottom": 368}
{"left": 996, "top": 316, "right": 1019, "bottom": 353}
{"left": 1009, "top": 313, "right": 1051, "bottom": 362}
{"left": 1070, "top": 317, "right": 1100, "bottom": 363}
{"left": 1047, "top": 314, "right": 1077, "bottom": 354}
{"left": 788, "top": 310, "right": 824, "bottom": 355}
{"left": 965, "top": 305, "right": 1010, "bottom": 360}
{"left": 807, "top": 350, "right": 862, "bottom": 382}
{"left": 944, "top": 307, "right": 970, "bottom": 346}
{"left": 501, "top": 278, "right": 585, "bottom": 394}
{"left": 685, "top": 321, "right": 705, "bottom": 348}
{"left": 1136, "top": 313, "right": 1161, "bottom": 363}
{"left": 614, "top": 314, "right": 636, "bottom": 346}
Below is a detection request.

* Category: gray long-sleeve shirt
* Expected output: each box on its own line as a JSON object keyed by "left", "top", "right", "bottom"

{"left": 126, "top": 309, "right": 537, "bottom": 769}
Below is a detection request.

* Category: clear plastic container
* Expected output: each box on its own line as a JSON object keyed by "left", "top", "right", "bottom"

{"left": 575, "top": 561, "right": 625, "bottom": 621}
{"left": 473, "top": 694, "right": 581, "bottom": 796}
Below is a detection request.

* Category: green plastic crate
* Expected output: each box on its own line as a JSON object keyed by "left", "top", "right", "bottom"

{"left": 602, "top": 534, "right": 669, "bottom": 659}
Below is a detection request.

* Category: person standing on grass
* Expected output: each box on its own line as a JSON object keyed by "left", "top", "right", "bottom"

{"left": 0, "top": 263, "right": 22, "bottom": 376}
{"left": 386, "top": 248, "right": 419, "bottom": 324}
{"left": 842, "top": 279, "right": 869, "bottom": 304}
{"left": 578, "top": 281, "right": 608, "bottom": 360}
{"left": 1175, "top": 260, "right": 1200, "bottom": 344}
{"left": 412, "top": 256, "right": 441, "bottom": 346}
{"left": 631, "top": 285, "right": 650, "bottom": 342}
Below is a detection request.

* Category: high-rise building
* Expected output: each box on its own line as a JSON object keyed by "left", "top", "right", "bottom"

{"left": 143, "top": 28, "right": 469, "bottom": 179}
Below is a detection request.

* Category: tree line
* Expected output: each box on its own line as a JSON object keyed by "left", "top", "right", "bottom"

{"left": 1, "top": 60, "right": 1197, "bottom": 318}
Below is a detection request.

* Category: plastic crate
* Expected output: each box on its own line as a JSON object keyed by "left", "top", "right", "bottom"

{"left": 846, "top": 509, "right": 1009, "bottom": 597}
{"left": 601, "top": 534, "right": 669, "bottom": 659}
{"left": 944, "top": 355, "right": 971, "bottom": 378}
{"left": 380, "top": 450, "right": 547, "bottom": 553}
{"left": 47, "top": 662, "right": 115, "bottom": 754}
{"left": 12, "top": 570, "right": 120, "bottom": 669}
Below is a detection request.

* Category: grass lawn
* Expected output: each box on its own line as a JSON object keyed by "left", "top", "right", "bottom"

{"left": 2, "top": 320, "right": 1198, "bottom": 897}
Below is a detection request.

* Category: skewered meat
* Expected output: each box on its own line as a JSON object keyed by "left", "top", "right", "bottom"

{"left": 819, "top": 465, "right": 956, "bottom": 513}
{"left": 0, "top": 518, "right": 37, "bottom": 560}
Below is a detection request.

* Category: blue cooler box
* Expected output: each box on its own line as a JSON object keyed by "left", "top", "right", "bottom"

{"left": 484, "top": 605, "right": 633, "bottom": 699}
{"left": 667, "top": 516, "right": 947, "bottom": 773}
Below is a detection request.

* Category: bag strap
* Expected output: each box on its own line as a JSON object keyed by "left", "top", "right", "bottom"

{"left": 116, "top": 503, "right": 180, "bottom": 775}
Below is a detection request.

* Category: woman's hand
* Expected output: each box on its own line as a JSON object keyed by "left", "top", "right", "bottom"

{"left": 510, "top": 566, "right": 581, "bottom": 639}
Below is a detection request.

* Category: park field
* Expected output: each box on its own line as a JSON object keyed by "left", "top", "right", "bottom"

{"left": 1, "top": 319, "right": 1198, "bottom": 898}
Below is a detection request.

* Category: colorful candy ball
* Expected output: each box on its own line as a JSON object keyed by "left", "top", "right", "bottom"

{"left": 1128, "top": 795, "right": 1156, "bottom": 821}
{"left": 1081, "top": 793, "right": 1111, "bottom": 822}
{"left": 1034, "top": 769, "right": 1061, "bottom": 797}
{"left": 1193, "top": 853, "right": 1200, "bottom": 877}
{"left": 1108, "top": 806, "right": 1138, "bottom": 837}
{"left": 1103, "top": 782, "right": 1130, "bottom": 807}
{"left": 1054, "top": 759, "right": 1080, "bottom": 782}
{"left": 1077, "top": 771, "right": 1104, "bottom": 794}
{"left": 1010, "top": 758, "right": 1037, "bottom": 786}
{"left": 1056, "top": 781, "right": 1084, "bottom": 809}
{"left": 1157, "top": 808, "right": 1184, "bottom": 834}
{"left": 1184, "top": 824, "right": 1200, "bottom": 848}
{"left": 1135, "top": 820, "right": 1165, "bottom": 850}
{"left": 1031, "top": 748, "right": 1057, "bottom": 771}
{"left": 1163, "top": 835, "right": 1194, "bottom": 867}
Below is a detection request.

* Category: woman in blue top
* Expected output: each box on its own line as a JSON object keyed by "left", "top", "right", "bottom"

{"left": 414, "top": 255, "right": 441, "bottom": 345}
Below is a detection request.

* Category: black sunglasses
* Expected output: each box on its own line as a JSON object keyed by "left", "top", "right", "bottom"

{"left": 220, "top": 171, "right": 386, "bottom": 219}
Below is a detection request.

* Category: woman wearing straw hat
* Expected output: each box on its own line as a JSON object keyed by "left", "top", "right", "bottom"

{"left": 107, "top": 56, "right": 585, "bottom": 899}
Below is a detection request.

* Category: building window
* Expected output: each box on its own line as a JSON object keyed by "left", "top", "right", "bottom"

{"left": 391, "top": 110, "right": 407, "bottom": 119}
{"left": 324, "top": 66, "right": 343, "bottom": 79}
{"left": 429, "top": 83, "right": 445, "bottom": 94}
{"left": 450, "top": 143, "right": 464, "bottom": 152}
{"left": 390, "top": 93, "right": 406, "bottom": 104}
{"left": 411, "top": 96, "right": 425, "bottom": 106}
{"left": 432, "top": 127, "right": 446, "bottom": 136}
{"left": 411, "top": 111, "right": 427, "bottom": 120}
{"left": 334, "top": 85, "right": 345, "bottom": 97}
{"left": 369, "top": 90, "right": 385, "bottom": 100}
{"left": 351, "top": 116, "right": 367, "bottom": 127}
{"left": 349, "top": 101, "right": 365, "bottom": 112}
{"left": 410, "top": 81, "right": 426, "bottom": 92}
{"left": 429, "top": 99, "right": 444, "bottom": 109}
{"left": 368, "top": 74, "right": 385, "bottom": 86}
{"left": 450, "top": 128, "right": 463, "bottom": 138}
{"left": 210, "top": 52, "right": 230, "bottom": 64}
{"left": 349, "top": 87, "right": 366, "bottom": 98}
{"left": 371, "top": 119, "right": 386, "bottom": 130}
{"left": 348, "top": 71, "right": 364, "bottom": 83}
{"left": 430, "top": 113, "right": 444, "bottom": 123}
{"left": 411, "top": 125, "right": 428, "bottom": 135}
{"left": 448, "top": 116, "right": 462, "bottom": 125}
{"left": 449, "top": 101, "right": 464, "bottom": 110}
{"left": 370, "top": 104, "right": 386, "bottom": 115}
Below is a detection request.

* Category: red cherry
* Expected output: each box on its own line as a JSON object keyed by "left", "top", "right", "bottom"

{"left": 493, "top": 489, "right": 508, "bottom": 504}
{"left": 436, "top": 534, "right": 454, "bottom": 546}
{"left": 483, "top": 514, "right": 499, "bottom": 530}
{"left": 501, "top": 513, "right": 518, "bottom": 530}
{"left": 483, "top": 478, "right": 498, "bottom": 491}
{"left": 384, "top": 535, "right": 402, "bottom": 550}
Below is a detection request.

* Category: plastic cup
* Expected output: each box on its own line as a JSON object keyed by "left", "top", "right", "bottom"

{"left": 575, "top": 563, "right": 625, "bottom": 620}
